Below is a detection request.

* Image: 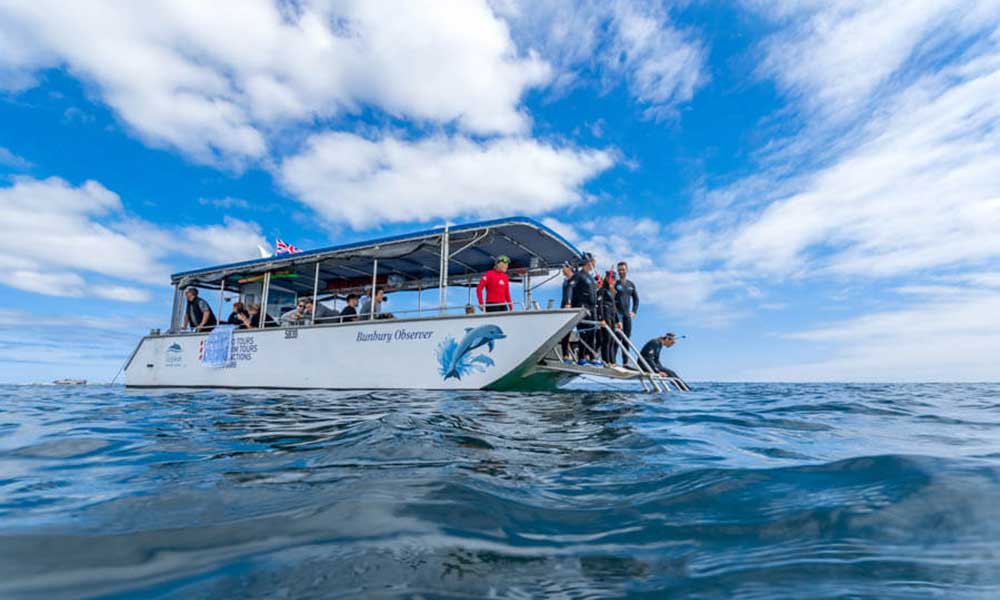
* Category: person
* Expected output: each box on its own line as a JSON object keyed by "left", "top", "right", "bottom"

{"left": 567, "top": 253, "right": 599, "bottom": 366}
{"left": 614, "top": 261, "right": 640, "bottom": 366}
{"left": 360, "top": 289, "right": 392, "bottom": 320}
{"left": 226, "top": 301, "right": 249, "bottom": 327}
{"left": 182, "top": 286, "right": 217, "bottom": 332}
{"left": 246, "top": 303, "right": 276, "bottom": 328}
{"left": 559, "top": 262, "right": 575, "bottom": 362}
{"left": 639, "top": 333, "right": 680, "bottom": 378}
{"left": 339, "top": 294, "right": 359, "bottom": 322}
{"left": 280, "top": 298, "right": 311, "bottom": 326}
{"left": 596, "top": 270, "right": 622, "bottom": 365}
{"left": 476, "top": 255, "right": 513, "bottom": 312}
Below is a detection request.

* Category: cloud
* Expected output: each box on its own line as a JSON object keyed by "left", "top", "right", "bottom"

{"left": 664, "top": 7, "right": 1000, "bottom": 379}
{"left": 0, "top": 177, "right": 267, "bottom": 300}
{"left": 0, "top": 146, "right": 32, "bottom": 169}
{"left": 496, "top": 0, "right": 706, "bottom": 117}
{"left": 670, "top": 21, "right": 1000, "bottom": 280}
{"left": 279, "top": 132, "right": 615, "bottom": 228}
{"left": 198, "top": 196, "right": 250, "bottom": 210}
{"left": 750, "top": 0, "right": 1000, "bottom": 123}
{"left": 541, "top": 216, "right": 739, "bottom": 324}
{"left": 753, "top": 280, "right": 1000, "bottom": 382}
{"left": 0, "top": 0, "right": 550, "bottom": 166}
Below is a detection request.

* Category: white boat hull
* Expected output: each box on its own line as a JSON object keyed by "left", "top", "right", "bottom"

{"left": 124, "top": 310, "right": 582, "bottom": 391}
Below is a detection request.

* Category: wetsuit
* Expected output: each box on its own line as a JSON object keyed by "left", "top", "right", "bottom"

{"left": 560, "top": 274, "right": 574, "bottom": 359}
{"left": 568, "top": 269, "right": 597, "bottom": 360}
{"left": 186, "top": 297, "right": 217, "bottom": 332}
{"left": 477, "top": 269, "right": 513, "bottom": 312}
{"left": 614, "top": 278, "right": 639, "bottom": 364}
{"left": 639, "top": 338, "right": 678, "bottom": 378}
{"left": 596, "top": 286, "right": 620, "bottom": 364}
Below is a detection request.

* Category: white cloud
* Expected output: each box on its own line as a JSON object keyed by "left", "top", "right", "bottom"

{"left": 0, "top": 146, "right": 32, "bottom": 169}
{"left": 664, "top": 7, "right": 1000, "bottom": 379}
{"left": 496, "top": 0, "right": 706, "bottom": 117}
{"left": 0, "top": 0, "right": 551, "bottom": 166}
{"left": 751, "top": 0, "right": 1000, "bottom": 123}
{"left": 671, "top": 23, "right": 1000, "bottom": 280}
{"left": 279, "top": 132, "right": 615, "bottom": 228}
{"left": 0, "top": 177, "right": 267, "bottom": 300}
{"left": 753, "top": 282, "right": 1000, "bottom": 382}
{"left": 541, "top": 216, "right": 739, "bottom": 324}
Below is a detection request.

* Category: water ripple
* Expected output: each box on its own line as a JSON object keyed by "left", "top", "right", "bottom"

{"left": 0, "top": 383, "right": 999, "bottom": 598}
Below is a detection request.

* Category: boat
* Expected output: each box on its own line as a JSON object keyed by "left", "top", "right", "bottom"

{"left": 124, "top": 217, "right": 682, "bottom": 392}
{"left": 53, "top": 379, "right": 87, "bottom": 385}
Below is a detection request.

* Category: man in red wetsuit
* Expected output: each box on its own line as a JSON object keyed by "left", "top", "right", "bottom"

{"left": 477, "top": 255, "right": 513, "bottom": 312}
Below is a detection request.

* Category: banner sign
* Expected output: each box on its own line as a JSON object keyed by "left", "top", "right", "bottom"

{"left": 200, "top": 325, "right": 237, "bottom": 368}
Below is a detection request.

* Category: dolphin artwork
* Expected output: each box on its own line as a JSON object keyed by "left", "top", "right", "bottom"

{"left": 441, "top": 324, "right": 507, "bottom": 380}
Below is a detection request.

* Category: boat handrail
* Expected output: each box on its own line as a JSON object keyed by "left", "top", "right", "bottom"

{"left": 167, "top": 302, "right": 575, "bottom": 334}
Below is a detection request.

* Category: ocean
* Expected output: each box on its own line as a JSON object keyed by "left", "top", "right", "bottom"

{"left": 1, "top": 383, "right": 998, "bottom": 599}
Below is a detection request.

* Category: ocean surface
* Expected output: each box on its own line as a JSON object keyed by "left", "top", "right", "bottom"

{"left": 1, "top": 383, "right": 999, "bottom": 599}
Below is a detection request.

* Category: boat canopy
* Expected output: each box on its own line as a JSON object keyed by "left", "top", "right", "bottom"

{"left": 171, "top": 217, "right": 582, "bottom": 295}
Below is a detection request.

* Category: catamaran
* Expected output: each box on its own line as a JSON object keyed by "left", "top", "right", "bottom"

{"left": 124, "top": 217, "right": 684, "bottom": 392}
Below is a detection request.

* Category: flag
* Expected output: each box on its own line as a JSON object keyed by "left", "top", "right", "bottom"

{"left": 275, "top": 239, "right": 302, "bottom": 255}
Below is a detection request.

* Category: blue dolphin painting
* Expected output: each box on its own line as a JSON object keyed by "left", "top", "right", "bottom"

{"left": 443, "top": 324, "right": 506, "bottom": 380}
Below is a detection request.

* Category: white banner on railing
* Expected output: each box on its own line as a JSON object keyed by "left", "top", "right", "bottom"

{"left": 200, "top": 325, "right": 237, "bottom": 368}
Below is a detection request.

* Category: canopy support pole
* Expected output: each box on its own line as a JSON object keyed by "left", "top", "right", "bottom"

{"left": 417, "top": 287, "right": 422, "bottom": 317}
{"left": 217, "top": 278, "right": 226, "bottom": 321}
{"left": 439, "top": 225, "right": 449, "bottom": 315}
{"left": 311, "top": 262, "right": 320, "bottom": 324}
{"left": 170, "top": 284, "right": 182, "bottom": 333}
{"left": 525, "top": 271, "right": 531, "bottom": 310}
{"left": 259, "top": 272, "right": 271, "bottom": 329}
{"left": 370, "top": 257, "right": 378, "bottom": 320}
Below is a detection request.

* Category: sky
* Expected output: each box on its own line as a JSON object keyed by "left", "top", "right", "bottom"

{"left": 1, "top": 0, "right": 999, "bottom": 383}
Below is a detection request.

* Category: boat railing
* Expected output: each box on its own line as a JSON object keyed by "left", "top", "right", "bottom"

{"left": 577, "top": 319, "right": 690, "bottom": 393}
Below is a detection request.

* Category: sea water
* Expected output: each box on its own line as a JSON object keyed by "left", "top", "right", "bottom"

{"left": 1, "top": 383, "right": 998, "bottom": 599}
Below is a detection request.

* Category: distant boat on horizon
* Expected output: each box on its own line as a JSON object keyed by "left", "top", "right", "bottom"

{"left": 52, "top": 379, "right": 87, "bottom": 385}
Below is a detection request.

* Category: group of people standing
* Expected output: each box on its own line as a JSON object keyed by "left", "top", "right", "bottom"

{"left": 561, "top": 255, "right": 639, "bottom": 368}
{"left": 559, "top": 254, "right": 680, "bottom": 378}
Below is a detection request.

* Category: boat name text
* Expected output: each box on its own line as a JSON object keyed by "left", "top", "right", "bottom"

{"left": 356, "top": 329, "right": 434, "bottom": 343}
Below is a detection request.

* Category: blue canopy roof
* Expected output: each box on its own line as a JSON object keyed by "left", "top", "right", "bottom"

{"left": 172, "top": 216, "right": 582, "bottom": 292}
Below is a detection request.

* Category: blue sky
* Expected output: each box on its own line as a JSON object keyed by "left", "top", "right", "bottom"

{"left": 1, "top": 1, "right": 999, "bottom": 383}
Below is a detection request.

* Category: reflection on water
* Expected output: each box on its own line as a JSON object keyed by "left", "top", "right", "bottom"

{"left": 1, "top": 384, "right": 999, "bottom": 598}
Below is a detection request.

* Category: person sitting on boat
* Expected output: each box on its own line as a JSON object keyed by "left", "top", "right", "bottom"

{"left": 339, "top": 294, "right": 359, "bottom": 322}
{"left": 640, "top": 333, "right": 680, "bottom": 378}
{"left": 246, "top": 303, "right": 276, "bottom": 328}
{"left": 226, "top": 301, "right": 249, "bottom": 327}
{"left": 360, "top": 289, "right": 393, "bottom": 320}
{"left": 280, "top": 298, "right": 311, "bottom": 326}
{"left": 476, "top": 255, "right": 513, "bottom": 312}
{"left": 597, "top": 270, "right": 623, "bottom": 366}
{"left": 568, "top": 253, "right": 599, "bottom": 366}
{"left": 182, "top": 286, "right": 217, "bottom": 333}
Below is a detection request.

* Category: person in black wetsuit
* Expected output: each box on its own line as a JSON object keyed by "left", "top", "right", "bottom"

{"left": 614, "top": 261, "right": 640, "bottom": 365}
{"left": 567, "top": 253, "right": 598, "bottom": 365}
{"left": 639, "top": 333, "right": 679, "bottom": 378}
{"left": 596, "top": 270, "right": 622, "bottom": 365}
{"left": 559, "top": 262, "right": 575, "bottom": 362}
